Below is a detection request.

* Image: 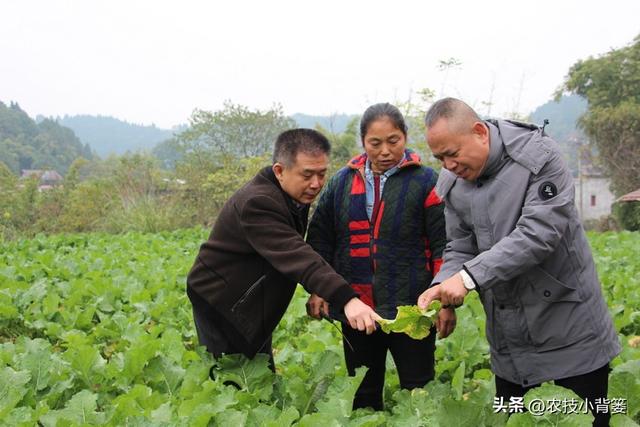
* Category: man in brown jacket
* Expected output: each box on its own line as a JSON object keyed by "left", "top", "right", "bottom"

{"left": 187, "top": 128, "right": 381, "bottom": 365}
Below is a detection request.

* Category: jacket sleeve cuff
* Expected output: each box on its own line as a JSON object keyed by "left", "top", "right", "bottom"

{"left": 328, "top": 285, "right": 358, "bottom": 309}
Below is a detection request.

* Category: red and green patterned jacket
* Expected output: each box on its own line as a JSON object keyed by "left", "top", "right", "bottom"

{"left": 307, "top": 150, "right": 446, "bottom": 318}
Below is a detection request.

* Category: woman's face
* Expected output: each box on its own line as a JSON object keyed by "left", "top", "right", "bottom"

{"left": 362, "top": 116, "right": 407, "bottom": 173}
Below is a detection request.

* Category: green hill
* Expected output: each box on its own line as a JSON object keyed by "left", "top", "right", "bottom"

{"left": 0, "top": 101, "right": 92, "bottom": 175}
{"left": 56, "top": 115, "right": 177, "bottom": 157}
{"left": 529, "top": 95, "right": 588, "bottom": 176}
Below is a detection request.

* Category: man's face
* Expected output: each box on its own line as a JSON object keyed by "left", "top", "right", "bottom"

{"left": 426, "top": 118, "right": 490, "bottom": 181}
{"left": 273, "top": 152, "right": 329, "bottom": 204}
{"left": 362, "top": 117, "right": 407, "bottom": 174}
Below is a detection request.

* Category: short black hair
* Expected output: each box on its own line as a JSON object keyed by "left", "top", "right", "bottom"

{"left": 360, "top": 103, "right": 408, "bottom": 142}
{"left": 272, "top": 128, "right": 331, "bottom": 167}
{"left": 424, "top": 97, "right": 481, "bottom": 133}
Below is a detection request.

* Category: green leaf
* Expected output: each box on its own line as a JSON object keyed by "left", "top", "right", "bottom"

{"left": 213, "top": 408, "right": 248, "bottom": 426}
{"left": 213, "top": 354, "right": 275, "bottom": 401}
{"left": 297, "top": 412, "right": 342, "bottom": 427}
{"left": 150, "top": 402, "right": 173, "bottom": 423}
{"left": 39, "top": 390, "right": 105, "bottom": 426}
{"left": 144, "top": 355, "right": 185, "bottom": 397}
{"left": 109, "top": 384, "right": 153, "bottom": 423}
{"left": 63, "top": 344, "right": 106, "bottom": 387}
{"left": 314, "top": 367, "right": 367, "bottom": 421}
{"left": 378, "top": 302, "right": 440, "bottom": 340}
{"left": 505, "top": 383, "right": 595, "bottom": 426}
{"left": 0, "top": 367, "right": 31, "bottom": 418}
{"left": 609, "top": 360, "right": 640, "bottom": 418}
{"left": 451, "top": 360, "right": 466, "bottom": 400}
{"left": 347, "top": 413, "right": 388, "bottom": 427}
{"left": 178, "top": 381, "right": 236, "bottom": 417}
{"left": 433, "top": 398, "right": 484, "bottom": 427}
{"left": 16, "top": 338, "right": 53, "bottom": 392}
{"left": 246, "top": 405, "right": 300, "bottom": 427}
{"left": 610, "top": 413, "right": 640, "bottom": 427}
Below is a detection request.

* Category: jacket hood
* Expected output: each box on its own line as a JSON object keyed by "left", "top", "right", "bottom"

{"left": 488, "top": 119, "right": 552, "bottom": 175}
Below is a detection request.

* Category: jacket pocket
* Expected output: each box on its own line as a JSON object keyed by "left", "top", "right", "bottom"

{"left": 230, "top": 274, "right": 267, "bottom": 341}
{"left": 526, "top": 266, "right": 582, "bottom": 303}
{"left": 520, "top": 267, "right": 591, "bottom": 351}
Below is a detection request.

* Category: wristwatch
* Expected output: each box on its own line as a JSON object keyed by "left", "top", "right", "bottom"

{"left": 460, "top": 269, "right": 476, "bottom": 291}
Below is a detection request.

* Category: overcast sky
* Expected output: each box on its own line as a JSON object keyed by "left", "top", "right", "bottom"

{"left": 1, "top": 0, "right": 639, "bottom": 128}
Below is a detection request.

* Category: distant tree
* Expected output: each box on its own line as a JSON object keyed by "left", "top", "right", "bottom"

{"left": 315, "top": 117, "right": 360, "bottom": 172}
{"left": 0, "top": 101, "right": 91, "bottom": 174}
{"left": 64, "top": 157, "right": 91, "bottom": 191}
{"left": 396, "top": 88, "right": 440, "bottom": 170}
{"left": 175, "top": 101, "right": 295, "bottom": 159}
{"left": 557, "top": 34, "right": 640, "bottom": 196}
{"left": 152, "top": 137, "right": 183, "bottom": 170}
{"left": 0, "top": 102, "right": 38, "bottom": 139}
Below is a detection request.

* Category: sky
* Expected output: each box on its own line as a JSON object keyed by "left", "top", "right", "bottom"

{"left": 1, "top": 0, "right": 639, "bottom": 129}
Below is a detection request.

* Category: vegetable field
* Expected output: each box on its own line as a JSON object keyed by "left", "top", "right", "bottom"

{"left": 1, "top": 230, "right": 639, "bottom": 426}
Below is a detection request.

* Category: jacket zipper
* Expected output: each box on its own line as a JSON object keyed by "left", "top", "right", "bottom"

{"left": 231, "top": 274, "right": 267, "bottom": 312}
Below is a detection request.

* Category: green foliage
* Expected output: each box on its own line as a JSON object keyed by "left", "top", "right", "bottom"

{"left": 559, "top": 34, "right": 640, "bottom": 196}
{"left": 506, "top": 383, "right": 594, "bottom": 426}
{"left": 609, "top": 360, "right": 640, "bottom": 420}
{"left": 588, "top": 231, "right": 640, "bottom": 343}
{"left": 378, "top": 302, "right": 440, "bottom": 340}
{"left": 176, "top": 101, "right": 295, "bottom": 158}
{"left": 315, "top": 117, "right": 360, "bottom": 172}
{"left": 614, "top": 202, "right": 640, "bottom": 231}
{"left": 1, "top": 231, "right": 637, "bottom": 424}
{"left": 395, "top": 88, "right": 440, "bottom": 169}
{"left": 0, "top": 101, "right": 92, "bottom": 175}
{"left": 201, "top": 154, "right": 271, "bottom": 213}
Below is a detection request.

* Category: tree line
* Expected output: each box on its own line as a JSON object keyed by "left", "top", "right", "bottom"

{"left": 1, "top": 34, "right": 639, "bottom": 240}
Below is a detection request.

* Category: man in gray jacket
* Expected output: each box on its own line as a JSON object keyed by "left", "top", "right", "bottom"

{"left": 417, "top": 98, "right": 619, "bottom": 426}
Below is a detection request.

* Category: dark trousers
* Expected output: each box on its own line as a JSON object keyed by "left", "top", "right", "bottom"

{"left": 192, "top": 305, "right": 275, "bottom": 373}
{"left": 495, "top": 363, "right": 610, "bottom": 427}
{"left": 343, "top": 325, "right": 436, "bottom": 410}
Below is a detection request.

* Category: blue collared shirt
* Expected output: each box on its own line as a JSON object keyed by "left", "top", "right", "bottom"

{"left": 363, "top": 154, "right": 405, "bottom": 221}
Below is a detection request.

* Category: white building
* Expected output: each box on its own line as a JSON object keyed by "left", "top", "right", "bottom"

{"left": 574, "top": 173, "right": 615, "bottom": 221}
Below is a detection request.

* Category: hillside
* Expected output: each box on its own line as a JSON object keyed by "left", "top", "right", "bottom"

{"left": 291, "top": 113, "right": 359, "bottom": 134}
{"left": 0, "top": 101, "right": 92, "bottom": 175}
{"left": 55, "top": 115, "right": 177, "bottom": 157}
{"left": 529, "top": 95, "right": 588, "bottom": 176}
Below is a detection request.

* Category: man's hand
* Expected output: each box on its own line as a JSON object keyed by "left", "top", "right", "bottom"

{"left": 418, "top": 273, "right": 469, "bottom": 309}
{"left": 435, "top": 307, "right": 457, "bottom": 338}
{"left": 306, "top": 293, "right": 329, "bottom": 319}
{"left": 344, "top": 298, "right": 382, "bottom": 335}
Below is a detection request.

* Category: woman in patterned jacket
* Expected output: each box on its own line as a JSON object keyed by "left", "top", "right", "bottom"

{"left": 305, "top": 103, "right": 455, "bottom": 410}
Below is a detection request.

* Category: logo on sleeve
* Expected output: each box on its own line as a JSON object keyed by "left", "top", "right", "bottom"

{"left": 538, "top": 182, "right": 558, "bottom": 200}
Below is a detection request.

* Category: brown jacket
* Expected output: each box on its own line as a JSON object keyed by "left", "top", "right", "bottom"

{"left": 187, "top": 167, "right": 357, "bottom": 357}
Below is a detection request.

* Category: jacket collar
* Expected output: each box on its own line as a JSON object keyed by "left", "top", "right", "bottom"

{"left": 479, "top": 121, "right": 508, "bottom": 180}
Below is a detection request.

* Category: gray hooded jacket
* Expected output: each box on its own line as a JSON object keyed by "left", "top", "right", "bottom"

{"left": 433, "top": 119, "right": 620, "bottom": 386}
